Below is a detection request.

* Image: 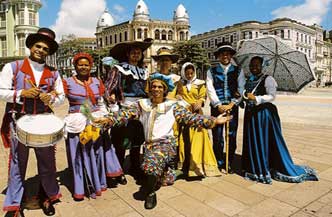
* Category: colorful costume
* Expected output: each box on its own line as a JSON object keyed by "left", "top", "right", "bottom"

{"left": 241, "top": 73, "right": 318, "bottom": 184}
{"left": 0, "top": 58, "right": 64, "bottom": 211}
{"left": 63, "top": 76, "right": 122, "bottom": 199}
{"left": 206, "top": 62, "right": 245, "bottom": 168}
{"left": 177, "top": 63, "right": 221, "bottom": 177}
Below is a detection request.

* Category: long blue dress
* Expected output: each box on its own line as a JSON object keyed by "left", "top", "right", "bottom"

{"left": 241, "top": 74, "right": 318, "bottom": 184}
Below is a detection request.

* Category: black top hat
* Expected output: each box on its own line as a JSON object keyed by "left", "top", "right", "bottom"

{"left": 214, "top": 41, "right": 236, "bottom": 57}
{"left": 109, "top": 38, "right": 153, "bottom": 63}
{"left": 25, "top": 27, "right": 59, "bottom": 55}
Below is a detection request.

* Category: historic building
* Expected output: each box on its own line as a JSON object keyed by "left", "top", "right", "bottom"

{"left": 0, "top": 0, "right": 41, "bottom": 65}
{"left": 95, "top": 0, "right": 190, "bottom": 72}
{"left": 192, "top": 18, "right": 332, "bottom": 86}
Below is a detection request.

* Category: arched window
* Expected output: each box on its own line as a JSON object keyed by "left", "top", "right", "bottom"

{"left": 110, "top": 35, "right": 112, "bottom": 44}
{"left": 155, "top": 29, "right": 160, "bottom": 40}
{"left": 137, "top": 28, "right": 142, "bottom": 39}
{"left": 186, "top": 31, "right": 189, "bottom": 40}
{"left": 281, "top": 30, "right": 284, "bottom": 39}
{"left": 180, "top": 31, "right": 185, "bottom": 41}
{"left": 133, "top": 30, "right": 136, "bottom": 40}
{"left": 124, "top": 31, "right": 128, "bottom": 41}
{"left": 144, "top": 29, "right": 148, "bottom": 39}
{"left": 119, "top": 32, "right": 122, "bottom": 42}
{"left": 162, "top": 30, "right": 167, "bottom": 40}
{"left": 114, "top": 34, "right": 117, "bottom": 43}
{"left": 168, "top": 30, "right": 173, "bottom": 40}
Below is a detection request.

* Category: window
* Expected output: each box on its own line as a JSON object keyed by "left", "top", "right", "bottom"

{"left": 144, "top": 29, "right": 148, "bottom": 39}
{"left": 301, "top": 34, "right": 303, "bottom": 42}
{"left": 296, "top": 32, "right": 299, "bottom": 41}
{"left": 274, "top": 30, "right": 278, "bottom": 36}
{"left": 214, "top": 38, "right": 218, "bottom": 46}
{"left": 281, "top": 30, "right": 284, "bottom": 38}
{"left": 133, "top": 30, "right": 135, "bottom": 40}
{"left": 201, "top": 42, "right": 204, "bottom": 48}
{"left": 109, "top": 35, "right": 112, "bottom": 44}
{"left": 161, "top": 30, "right": 167, "bottom": 40}
{"left": 249, "top": 32, "right": 252, "bottom": 39}
{"left": 255, "top": 32, "right": 258, "bottom": 38}
{"left": 308, "top": 36, "right": 311, "bottom": 45}
{"left": 168, "top": 30, "right": 173, "bottom": 40}
{"left": 105, "top": 36, "right": 108, "bottom": 46}
{"left": 1, "top": 37, "right": 6, "bottom": 57}
{"left": 124, "top": 31, "right": 128, "bottom": 41}
{"left": 155, "top": 30, "right": 160, "bottom": 40}
{"left": 19, "top": 11, "right": 25, "bottom": 25}
{"left": 99, "top": 38, "right": 102, "bottom": 47}
{"left": 180, "top": 32, "right": 185, "bottom": 41}
{"left": 305, "top": 35, "right": 307, "bottom": 44}
{"left": 288, "top": 30, "right": 290, "bottom": 39}
{"left": 0, "top": 14, "right": 5, "bottom": 27}
{"left": 119, "top": 32, "right": 122, "bottom": 42}
{"left": 19, "top": 3, "right": 25, "bottom": 10}
{"left": 19, "top": 35, "right": 25, "bottom": 56}
{"left": 186, "top": 31, "right": 189, "bottom": 40}
{"left": 29, "top": 12, "right": 36, "bottom": 25}
{"left": 137, "top": 28, "right": 142, "bottom": 39}
{"left": 114, "top": 34, "right": 117, "bottom": 43}
{"left": 230, "top": 35, "right": 234, "bottom": 43}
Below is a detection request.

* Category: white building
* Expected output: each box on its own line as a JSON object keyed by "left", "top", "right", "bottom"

{"left": 192, "top": 18, "right": 332, "bottom": 85}
{"left": 95, "top": 0, "right": 190, "bottom": 72}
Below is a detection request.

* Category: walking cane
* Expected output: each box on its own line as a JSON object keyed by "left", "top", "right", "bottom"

{"left": 225, "top": 110, "right": 230, "bottom": 175}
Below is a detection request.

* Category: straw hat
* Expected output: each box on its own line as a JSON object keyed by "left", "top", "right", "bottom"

{"left": 151, "top": 47, "right": 179, "bottom": 63}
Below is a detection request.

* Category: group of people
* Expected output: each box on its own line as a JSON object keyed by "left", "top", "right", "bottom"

{"left": 0, "top": 27, "right": 318, "bottom": 216}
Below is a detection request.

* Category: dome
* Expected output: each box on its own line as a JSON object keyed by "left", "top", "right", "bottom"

{"left": 173, "top": 4, "right": 189, "bottom": 23}
{"left": 97, "top": 9, "right": 114, "bottom": 28}
{"left": 133, "top": 0, "right": 150, "bottom": 21}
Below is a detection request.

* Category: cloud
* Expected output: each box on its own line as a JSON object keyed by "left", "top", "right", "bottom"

{"left": 50, "top": 0, "right": 107, "bottom": 39}
{"left": 271, "top": 0, "right": 332, "bottom": 26}
{"left": 113, "top": 4, "right": 125, "bottom": 13}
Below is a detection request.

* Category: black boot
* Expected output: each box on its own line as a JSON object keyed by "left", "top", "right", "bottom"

{"left": 144, "top": 192, "right": 157, "bottom": 209}
{"left": 144, "top": 175, "right": 157, "bottom": 209}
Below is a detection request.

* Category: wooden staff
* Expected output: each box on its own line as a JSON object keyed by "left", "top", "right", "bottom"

{"left": 225, "top": 110, "right": 230, "bottom": 175}
{"left": 24, "top": 78, "right": 55, "bottom": 113}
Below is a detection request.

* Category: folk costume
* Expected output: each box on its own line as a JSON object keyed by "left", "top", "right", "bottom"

{"left": 106, "top": 73, "right": 220, "bottom": 209}
{"left": 177, "top": 62, "right": 221, "bottom": 177}
{"left": 109, "top": 40, "right": 152, "bottom": 178}
{"left": 241, "top": 70, "right": 318, "bottom": 184}
{"left": 0, "top": 28, "right": 64, "bottom": 214}
{"left": 206, "top": 43, "right": 245, "bottom": 170}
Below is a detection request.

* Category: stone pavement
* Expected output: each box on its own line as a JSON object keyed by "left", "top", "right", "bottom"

{"left": 0, "top": 87, "right": 332, "bottom": 217}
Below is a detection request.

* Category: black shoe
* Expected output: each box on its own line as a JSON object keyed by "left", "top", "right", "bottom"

{"left": 117, "top": 175, "right": 127, "bottom": 185}
{"left": 227, "top": 166, "right": 234, "bottom": 174}
{"left": 144, "top": 192, "right": 157, "bottom": 209}
{"left": 39, "top": 200, "right": 55, "bottom": 216}
{"left": 108, "top": 177, "right": 118, "bottom": 188}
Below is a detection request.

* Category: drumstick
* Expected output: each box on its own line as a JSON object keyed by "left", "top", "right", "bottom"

{"left": 24, "top": 78, "right": 55, "bottom": 113}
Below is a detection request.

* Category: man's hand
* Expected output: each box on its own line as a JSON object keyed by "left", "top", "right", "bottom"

{"left": 217, "top": 104, "right": 226, "bottom": 114}
{"left": 93, "top": 117, "right": 113, "bottom": 127}
{"left": 215, "top": 113, "right": 233, "bottom": 125}
{"left": 21, "top": 87, "right": 40, "bottom": 98}
{"left": 39, "top": 93, "right": 52, "bottom": 105}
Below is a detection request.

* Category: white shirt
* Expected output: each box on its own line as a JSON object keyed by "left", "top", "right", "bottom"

{"left": 255, "top": 75, "right": 278, "bottom": 105}
{"left": 206, "top": 63, "right": 245, "bottom": 107}
{"left": 0, "top": 59, "right": 65, "bottom": 106}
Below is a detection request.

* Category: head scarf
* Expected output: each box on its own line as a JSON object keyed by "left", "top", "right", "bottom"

{"left": 180, "top": 62, "right": 197, "bottom": 91}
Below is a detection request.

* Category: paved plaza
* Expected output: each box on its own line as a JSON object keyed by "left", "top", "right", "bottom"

{"left": 0, "top": 87, "right": 332, "bottom": 217}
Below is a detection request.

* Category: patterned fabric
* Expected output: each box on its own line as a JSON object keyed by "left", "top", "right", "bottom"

{"left": 120, "top": 62, "right": 148, "bottom": 97}
{"left": 235, "top": 36, "right": 315, "bottom": 93}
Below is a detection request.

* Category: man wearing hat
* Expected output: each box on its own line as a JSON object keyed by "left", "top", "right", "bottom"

{"left": 206, "top": 41, "right": 245, "bottom": 173}
{"left": 94, "top": 72, "right": 232, "bottom": 209}
{"left": 109, "top": 39, "right": 152, "bottom": 181}
{"left": 0, "top": 27, "right": 65, "bottom": 216}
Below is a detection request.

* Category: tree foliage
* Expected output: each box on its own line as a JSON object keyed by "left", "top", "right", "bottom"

{"left": 173, "top": 40, "right": 210, "bottom": 79}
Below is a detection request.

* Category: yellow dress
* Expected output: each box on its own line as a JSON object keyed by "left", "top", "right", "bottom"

{"left": 177, "top": 79, "right": 221, "bottom": 177}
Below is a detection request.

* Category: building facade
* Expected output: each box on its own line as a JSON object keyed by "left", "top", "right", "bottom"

{"left": 192, "top": 18, "right": 332, "bottom": 86}
{"left": 0, "top": 0, "right": 41, "bottom": 65}
{"left": 95, "top": 0, "right": 190, "bottom": 73}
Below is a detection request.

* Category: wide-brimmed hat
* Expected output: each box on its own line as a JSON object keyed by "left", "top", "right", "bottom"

{"left": 214, "top": 42, "right": 236, "bottom": 57}
{"left": 151, "top": 47, "right": 179, "bottom": 63}
{"left": 109, "top": 38, "right": 153, "bottom": 62}
{"left": 25, "top": 27, "right": 59, "bottom": 55}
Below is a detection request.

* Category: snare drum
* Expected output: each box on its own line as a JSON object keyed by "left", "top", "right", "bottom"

{"left": 16, "top": 114, "right": 64, "bottom": 147}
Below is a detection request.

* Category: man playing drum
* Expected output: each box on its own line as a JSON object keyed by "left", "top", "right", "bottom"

{"left": 0, "top": 27, "right": 65, "bottom": 216}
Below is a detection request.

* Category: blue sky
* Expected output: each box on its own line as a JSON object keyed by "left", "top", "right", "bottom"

{"left": 39, "top": 0, "right": 332, "bottom": 39}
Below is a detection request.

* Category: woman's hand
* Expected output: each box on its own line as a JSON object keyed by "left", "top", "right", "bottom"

{"left": 39, "top": 93, "right": 52, "bottom": 105}
{"left": 247, "top": 93, "right": 256, "bottom": 101}
{"left": 191, "top": 101, "right": 202, "bottom": 112}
